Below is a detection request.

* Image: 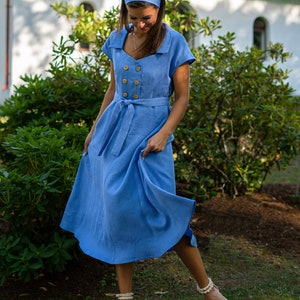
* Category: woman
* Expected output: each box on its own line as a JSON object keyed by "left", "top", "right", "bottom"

{"left": 60, "top": 0, "right": 227, "bottom": 299}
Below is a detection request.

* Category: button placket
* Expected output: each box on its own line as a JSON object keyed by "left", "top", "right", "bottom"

{"left": 133, "top": 65, "right": 141, "bottom": 100}
{"left": 122, "top": 65, "right": 129, "bottom": 98}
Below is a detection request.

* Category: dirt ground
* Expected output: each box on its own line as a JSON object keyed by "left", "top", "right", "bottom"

{"left": 195, "top": 183, "right": 300, "bottom": 260}
{"left": 0, "top": 183, "right": 299, "bottom": 299}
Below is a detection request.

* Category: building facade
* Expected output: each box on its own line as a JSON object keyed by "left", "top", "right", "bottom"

{"left": 1, "top": 0, "right": 300, "bottom": 104}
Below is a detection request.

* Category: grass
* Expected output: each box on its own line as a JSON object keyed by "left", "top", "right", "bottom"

{"left": 100, "top": 235, "right": 300, "bottom": 300}
{"left": 265, "top": 156, "right": 300, "bottom": 185}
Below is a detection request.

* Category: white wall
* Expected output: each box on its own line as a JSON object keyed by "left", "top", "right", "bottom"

{"left": 190, "top": 0, "right": 300, "bottom": 94}
{"left": 10, "top": 0, "right": 70, "bottom": 97}
{"left": 0, "top": 0, "right": 10, "bottom": 103}
{"left": 0, "top": 0, "right": 116, "bottom": 104}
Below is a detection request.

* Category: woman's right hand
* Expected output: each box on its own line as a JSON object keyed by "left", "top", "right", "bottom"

{"left": 83, "top": 62, "right": 115, "bottom": 156}
{"left": 84, "top": 131, "right": 93, "bottom": 155}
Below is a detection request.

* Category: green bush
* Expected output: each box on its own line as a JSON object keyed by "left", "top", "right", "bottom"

{"left": 0, "top": 2, "right": 116, "bottom": 284}
{"left": 0, "top": 125, "right": 88, "bottom": 284}
{"left": 175, "top": 31, "right": 300, "bottom": 199}
{"left": 0, "top": 69, "right": 103, "bottom": 161}
{"left": 0, "top": 3, "right": 118, "bottom": 159}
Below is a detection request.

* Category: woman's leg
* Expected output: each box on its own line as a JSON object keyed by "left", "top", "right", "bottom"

{"left": 174, "top": 235, "right": 227, "bottom": 299}
{"left": 115, "top": 263, "right": 134, "bottom": 293}
{"left": 174, "top": 235, "right": 210, "bottom": 287}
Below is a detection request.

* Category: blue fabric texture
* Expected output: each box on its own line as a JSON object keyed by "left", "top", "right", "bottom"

{"left": 125, "top": 0, "right": 161, "bottom": 8}
{"left": 60, "top": 25, "right": 197, "bottom": 264}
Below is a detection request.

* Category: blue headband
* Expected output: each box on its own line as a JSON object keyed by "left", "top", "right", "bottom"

{"left": 125, "top": 0, "right": 161, "bottom": 8}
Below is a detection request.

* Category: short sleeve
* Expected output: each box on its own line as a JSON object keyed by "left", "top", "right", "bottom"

{"left": 169, "top": 32, "right": 195, "bottom": 76}
{"left": 101, "top": 30, "right": 117, "bottom": 62}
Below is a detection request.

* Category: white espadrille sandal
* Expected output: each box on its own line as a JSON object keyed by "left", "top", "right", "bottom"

{"left": 196, "top": 278, "right": 228, "bottom": 299}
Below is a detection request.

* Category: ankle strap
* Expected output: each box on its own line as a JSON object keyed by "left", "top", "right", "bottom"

{"left": 197, "top": 278, "right": 214, "bottom": 294}
{"left": 116, "top": 292, "right": 134, "bottom": 299}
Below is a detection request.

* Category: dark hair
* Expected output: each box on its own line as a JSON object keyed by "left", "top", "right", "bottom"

{"left": 118, "top": 0, "right": 166, "bottom": 59}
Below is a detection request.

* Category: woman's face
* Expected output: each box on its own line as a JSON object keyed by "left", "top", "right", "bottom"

{"left": 127, "top": 5, "right": 159, "bottom": 35}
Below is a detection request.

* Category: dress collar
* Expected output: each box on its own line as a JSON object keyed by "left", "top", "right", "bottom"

{"left": 108, "top": 24, "right": 171, "bottom": 54}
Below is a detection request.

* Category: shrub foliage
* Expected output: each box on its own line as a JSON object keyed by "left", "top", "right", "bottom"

{"left": 0, "top": 0, "right": 299, "bottom": 284}
{"left": 175, "top": 33, "right": 299, "bottom": 199}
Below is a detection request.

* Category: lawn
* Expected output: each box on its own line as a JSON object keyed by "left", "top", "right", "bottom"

{"left": 113, "top": 235, "right": 300, "bottom": 300}
{"left": 265, "top": 156, "right": 300, "bottom": 186}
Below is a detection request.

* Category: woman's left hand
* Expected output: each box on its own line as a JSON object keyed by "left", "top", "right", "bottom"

{"left": 142, "top": 131, "right": 168, "bottom": 160}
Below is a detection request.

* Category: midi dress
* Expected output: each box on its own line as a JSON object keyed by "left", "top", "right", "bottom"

{"left": 60, "top": 24, "right": 197, "bottom": 264}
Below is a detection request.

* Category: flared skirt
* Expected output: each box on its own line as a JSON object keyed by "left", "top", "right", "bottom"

{"left": 60, "top": 97, "right": 196, "bottom": 264}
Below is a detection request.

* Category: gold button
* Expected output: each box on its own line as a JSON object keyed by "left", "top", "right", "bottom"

{"left": 134, "top": 94, "right": 139, "bottom": 99}
{"left": 123, "top": 92, "right": 128, "bottom": 98}
{"left": 135, "top": 66, "right": 141, "bottom": 72}
{"left": 134, "top": 80, "right": 139, "bottom": 85}
{"left": 122, "top": 78, "right": 128, "bottom": 84}
{"left": 124, "top": 65, "right": 129, "bottom": 71}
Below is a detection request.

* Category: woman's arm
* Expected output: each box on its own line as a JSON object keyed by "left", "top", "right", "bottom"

{"left": 84, "top": 62, "right": 116, "bottom": 154}
{"left": 142, "top": 62, "right": 190, "bottom": 159}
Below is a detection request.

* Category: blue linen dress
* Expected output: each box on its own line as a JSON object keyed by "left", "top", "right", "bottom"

{"left": 60, "top": 24, "right": 197, "bottom": 264}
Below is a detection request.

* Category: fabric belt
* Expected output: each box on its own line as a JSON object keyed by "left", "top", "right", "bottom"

{"left": 98, "top": 96, "right": 170, "bottom": 156}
